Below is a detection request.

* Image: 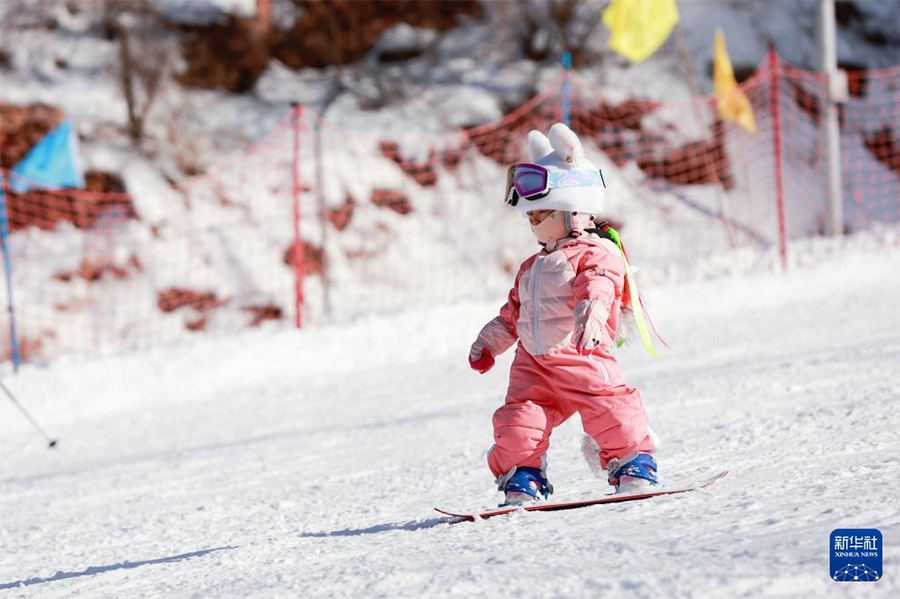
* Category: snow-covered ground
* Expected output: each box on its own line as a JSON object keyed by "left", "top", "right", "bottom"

{"left": 1, "top": 231, "right": 898, "bottom": 598}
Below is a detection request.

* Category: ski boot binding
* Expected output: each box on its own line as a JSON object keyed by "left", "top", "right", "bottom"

{"left": 607, "top": 452, "right": 658, "bottom": 495}
{"left": 496, "top": 466, "right": 553, "bottom": 506}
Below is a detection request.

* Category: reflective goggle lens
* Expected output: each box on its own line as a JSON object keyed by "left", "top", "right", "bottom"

{"left": 505, "top": 163, "right": 549, "bottom": 206}
{"left": 514, "top": 167, "right": 549, "bottom": 197}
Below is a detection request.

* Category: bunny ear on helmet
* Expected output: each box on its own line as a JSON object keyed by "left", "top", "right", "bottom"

{"left": 548, "top": 122, "right": 585, "bottom": 166}
{"left": 527, "top": 130, "right": 553, "bottom": 162}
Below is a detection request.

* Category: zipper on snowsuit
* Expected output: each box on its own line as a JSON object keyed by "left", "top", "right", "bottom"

{"left": 532, "top": 255, "right": 545, "bottom": 355}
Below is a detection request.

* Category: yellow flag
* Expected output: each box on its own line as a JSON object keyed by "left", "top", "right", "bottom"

{"left": 602, "top": 0, "right": 679, "bottom": 64}
{"left": 714, "top": 28, "right": 757, "bottom": 134}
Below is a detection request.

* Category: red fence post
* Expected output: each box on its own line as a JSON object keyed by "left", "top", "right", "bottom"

{"left": 768, "top": 47, "right": 788, "bottom": 271}
{"left": 291, "top": 104, "right": 305, "bottom": 328}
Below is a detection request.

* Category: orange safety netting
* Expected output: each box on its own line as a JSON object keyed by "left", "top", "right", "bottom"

{"left": 1, "top": 52, "right": 898, "bottom": 365}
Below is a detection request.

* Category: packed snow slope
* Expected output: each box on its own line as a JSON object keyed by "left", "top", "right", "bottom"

{"left": 1, "top": 232, "right": 899, "bottom": 598}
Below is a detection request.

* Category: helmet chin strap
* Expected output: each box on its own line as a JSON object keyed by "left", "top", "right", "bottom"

{"left": 568, "top": 212, "right": 596, "bottom": 234}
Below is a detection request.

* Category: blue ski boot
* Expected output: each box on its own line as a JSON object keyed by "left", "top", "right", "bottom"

{"left": 496, "top": 466, "right": 553, "bottom": 506}
{"left": 607, "top": 452, "right": 658, "bottom": 495}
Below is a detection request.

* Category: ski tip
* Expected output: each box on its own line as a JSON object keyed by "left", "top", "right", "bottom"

{"left": 434, "top": 507, "right": 475, "bottom": 522}
{"left": 697, "top": 470, "right": 729, "bottom": 488}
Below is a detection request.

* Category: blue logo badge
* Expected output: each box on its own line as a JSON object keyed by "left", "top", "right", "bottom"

{"left": 831, "top": 529, "right": 882, "bottom": 582}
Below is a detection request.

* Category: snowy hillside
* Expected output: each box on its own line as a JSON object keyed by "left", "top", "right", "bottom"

{"left": 1, "top": 0, "right": 898, "bottom": 363}
{"left": 2, "top": 0, "right": 898, "bottom": 173}
{"left": 1, "top": 230, "right": 898, "bottom": 597}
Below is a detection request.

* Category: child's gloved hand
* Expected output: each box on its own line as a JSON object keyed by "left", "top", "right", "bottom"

{"left": 468, "top": 343, "right": 495, "bottom": 374}
{"left": 573, "top": 299, "right": 607, "bottom": 355}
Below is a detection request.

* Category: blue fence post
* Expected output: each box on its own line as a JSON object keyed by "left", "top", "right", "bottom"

{"left": 0, "top": 176, "right": 22, "bottom": 372}
{"left": 562, "top": 51, "right": 572, "bottom": 127}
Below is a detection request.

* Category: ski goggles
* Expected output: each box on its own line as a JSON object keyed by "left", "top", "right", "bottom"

{"left": 504, "top": 162, "right": 606, "bottom": 207}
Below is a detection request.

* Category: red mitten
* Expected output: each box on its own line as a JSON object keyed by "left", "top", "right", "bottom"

{"left": 468, "top": 347, "right": 495, "bottom": 374}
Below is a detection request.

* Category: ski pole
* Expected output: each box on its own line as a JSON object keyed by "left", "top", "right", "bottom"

{"left": 0, "top": 379, "right": 57, "bottom": 448}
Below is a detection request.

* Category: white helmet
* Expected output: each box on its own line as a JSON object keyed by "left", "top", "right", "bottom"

{"left": 505, "top": 122, "right": 606, "bottom": 217}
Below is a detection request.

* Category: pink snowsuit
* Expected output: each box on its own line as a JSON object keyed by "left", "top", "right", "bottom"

{"left": 476, "top": 233, "right": 655, "bottom": 479}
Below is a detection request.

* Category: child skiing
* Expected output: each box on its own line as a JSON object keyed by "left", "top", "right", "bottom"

{"left": 468, "top": 123, "right": 660, "bottom": 505}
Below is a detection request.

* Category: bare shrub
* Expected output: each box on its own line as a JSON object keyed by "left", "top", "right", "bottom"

{"left": 104, "top": 0, "right": 169, "bottom": 144}
{"left": 486, "top": 0, "right": 603, "bottom": 67}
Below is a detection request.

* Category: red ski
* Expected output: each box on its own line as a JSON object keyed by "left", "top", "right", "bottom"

{"left": 435, "top": 470, "right": 728, "bottom": 522}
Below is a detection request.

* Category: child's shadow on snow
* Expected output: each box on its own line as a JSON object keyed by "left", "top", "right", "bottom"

{"left": 299, "top": 517, "right": 452, "bottom": 537}
{"left": 0, "top": 546, "right": 236, "bottom": 589}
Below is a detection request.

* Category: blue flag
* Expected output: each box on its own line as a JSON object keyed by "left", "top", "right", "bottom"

{"left": 9, "top": 119, "right": 85, "bottom": 193}
{"left": 0, "top": 118, "right": 82, "bottom": 370}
